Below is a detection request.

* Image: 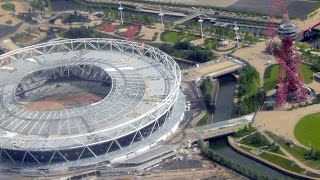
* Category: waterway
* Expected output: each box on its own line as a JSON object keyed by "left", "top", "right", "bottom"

{"left": 209, "top": 137, "right": 298, "bottom": 180}
{"left": 213, "top": 74, "right": 236, "bottom": 122}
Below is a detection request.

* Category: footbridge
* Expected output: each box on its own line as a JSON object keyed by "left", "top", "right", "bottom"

{"left": 174, "top": 11, "right": 202, "bottom": 25}
{"left": 183, "top": 56, "right": 245, "bottom": 82}
{"left": 301, "top": 21, "right": 320, "bottom": 39}
{"left": 197, "top": 114, "right": 255, "bottom": 140}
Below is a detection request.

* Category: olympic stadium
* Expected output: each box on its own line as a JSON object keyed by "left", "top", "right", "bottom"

{"left": 0, "top": 38, "right": 185, "bottom": 171}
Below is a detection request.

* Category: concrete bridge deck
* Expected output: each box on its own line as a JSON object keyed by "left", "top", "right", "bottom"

{"left": 197, "top": 114, "right": 254, "bottom": 140}
{"left": 182, "top": 58, "right": 245, "bottom": 82}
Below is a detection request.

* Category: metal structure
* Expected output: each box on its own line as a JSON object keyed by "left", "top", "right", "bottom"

{"left": 234, "top": 22, "right": 240, "bottom": 47}
{"left": 118, "top": 2, "right": 124, "bottom": 25}
{"left": 0, "top": 38, "right": 181, "bottom": 166}
{"left": 198, "top": 15, "right": 204, "bottom": 38}
{"left": 266, "top": 0, "right": 308, "bottom": 107}
{"left": 159, "top": 7, "right": 164, "bottom": 32}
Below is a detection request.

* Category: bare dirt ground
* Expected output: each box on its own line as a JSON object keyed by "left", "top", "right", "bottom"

{"left": 0, "top": 1, "right": 29, "bottom": 25}
{"left": 1, "top": 38, "right": 19, "bottom": 50}
{"left": 139, "top": 23, "right": 162, "bottom": 42}
{"left": 232, "top": 42, "right": 277, "bottom": 86}
{"left": 23, "top": 92, "right": 103, "bottom": 111}
{"left": 95, "top": 168, "right": 246, "bottom": 180}
{"left": 255, "top": 104, "right": 320, "bottom": 147}
{"left": 190, "top": 38, "right": 205, "bottom": 46}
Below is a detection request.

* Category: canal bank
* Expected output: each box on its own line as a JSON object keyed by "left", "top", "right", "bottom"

{"left": 208, "top": 137, "right": 299, "bottom": 180}
{"left": 212, "top": 74, "right": 237, "bottom": 122}
{"left": 227, "top": 136, "right": 316, "bottom": 180}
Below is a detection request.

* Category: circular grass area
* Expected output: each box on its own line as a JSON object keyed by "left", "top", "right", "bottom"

{"left": 294, "top": 112, "right": 320, "bottom": 148}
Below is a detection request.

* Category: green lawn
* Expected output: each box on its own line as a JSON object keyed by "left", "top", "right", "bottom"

{"left": 264, "top": 64, "right": 316, "bottom": 91}
{"left": 266, "top": 131, "right": 320, "bottom": 170}
{"left": 183, "top": 34, "right": 199, "bottom": 42}
{"left": 196, "top": 111, "right": 209, "bottom": 126}
{"left": 161, "top": 31, "right": 200, "bottom": 43}
{"left": 1, "top": 3, "right": 15, "bottom": 12}
{"left": 295, "top": 112, "right": 320, "bottom": 148}
{"left": 259, "top": 152, "right": 305, "bottom": 173}
{"left": 239, "top": 144, "right": 305, "bottom": 174}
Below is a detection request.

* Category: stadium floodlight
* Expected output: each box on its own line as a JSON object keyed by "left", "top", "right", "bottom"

{"left": 118, "top": 2, "right": 124, "bottom": 25}
{"left": 234, "top": 22, "right": 240, "bottom": 47}
{"left": 159, "top": 7, "right": 164, "bottom": 32}
{"left": 198, "top": 16, "right": 204, "bottom": 38}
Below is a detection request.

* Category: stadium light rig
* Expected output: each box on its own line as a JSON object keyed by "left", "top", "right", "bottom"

{"left": 234, "top": 22, "right": 240, "bottom": 47}
{"left": 198, "top": 15, "right": 204, "bottom": 38}
{"left": 118, "top": 2, "right": 124, "bottom": 25}
{"left": 159, "top": 7, "right": 164, "bottom": 32}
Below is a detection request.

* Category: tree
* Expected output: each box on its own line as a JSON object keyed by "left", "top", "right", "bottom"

{"left": 173, "top": 42, "right": 192, "bottom": 50}
{"left": 159, "top": 44, "right": 174, "bottom": 54}
{"left": 32, "top": 0, "right": 45, "bottom": 10}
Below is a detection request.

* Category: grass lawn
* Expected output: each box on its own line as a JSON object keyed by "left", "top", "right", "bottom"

{"left": 266, "top": 131, "right": 320, "bottom": 170}
{"left": 161, "top": 31, "right": 200, "bottom": 43}
{"left": 263, "top": 64, "right": 316, "bottom": 91}
{"left": 1, "top": 3, "right": 15, "bottom": 12}
{"left": 239, "top": 132, "right": 285, "bottom": 155}
{"left": 197, "top": 111, "right": 209, "bottom": 126}
{"left": 294, "top": 112, "right": 320, "bottom": 148}
{"left": 239, "top": 145, "right": 253, "bottom": 152}
{"left": 259, "top": 152, "right": 305, "bottom": 173}
{"left": 239, "top": 143, "right": 307, "bottom": 175}
{"left": 183, "top": 34, "right": 199, "bottom": 42}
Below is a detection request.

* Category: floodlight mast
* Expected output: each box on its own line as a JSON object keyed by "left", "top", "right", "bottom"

{"left": 198, "top": 16, "right": 204, "bottom": 38}
{"left": 118, "top": 2, "right": 124, "bottom": 25}
{"left": 159, "top": 7, "right": 164, "bottom": 32}
{"left": 234, "top": 22, "right": 240, "bottom": 47}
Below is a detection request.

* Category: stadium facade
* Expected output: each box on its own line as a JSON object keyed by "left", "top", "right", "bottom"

{"left": 0, "top": 38, "right": 185, "bottom": 171}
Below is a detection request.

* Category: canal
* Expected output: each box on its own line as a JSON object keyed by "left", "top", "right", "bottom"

{"left": 213, "top": 74, "right": 237, "bottom": 122}
{"left": 209, "top": 137, "right": 298, "bottom": 180}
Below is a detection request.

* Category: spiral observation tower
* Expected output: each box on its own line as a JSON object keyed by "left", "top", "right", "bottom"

{"left": 0, "top": 38, "right": 185, "bottom": 170}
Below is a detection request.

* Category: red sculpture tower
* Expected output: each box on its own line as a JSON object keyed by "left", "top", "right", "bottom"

{"left": 266, "top": 0, "right": 308, "bottom": 107}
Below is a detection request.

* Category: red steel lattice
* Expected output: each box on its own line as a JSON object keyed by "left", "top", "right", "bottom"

{"left": 266, "top": 0, "right": 308, "bottom": 107}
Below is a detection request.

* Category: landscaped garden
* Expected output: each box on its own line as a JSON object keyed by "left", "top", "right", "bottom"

{"left": 236, "top": 66, "right": 265, "bottom": 115}
{"left": 160, "top": 31, "right": 199, "bottom": 43}
{"left": 263, "top": 64, "right": 317, "bottom": 91}
{"left": 266, "top": 131, "right": 320, "bottom": 170}
{"left": 159, "top": 42, "right": 217, "bottom": 63}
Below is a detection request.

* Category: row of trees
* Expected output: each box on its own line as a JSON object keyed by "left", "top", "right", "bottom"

{"left": 305, "top": 147, "right": 320, "bottom": 160}
{"left": 63, "top": 10, "right": 90, "bottom": 24}
{"left": 31, "top": 0, "right": 51, "bottom": 11}
{"left": 200, "top": 78, "right": 215, "bottom": 113}
{"left": 173, "top": 21, "right": 260, "bottom": 43}
{"left": 64, "top": 26, "right": 96, "bottom": 39}
{"left": 159, "top": 42, "right": 216, "bottom": 63}
{"left": 240, "top": 132, "right": 280, "bottom": 152}
{"left": 198, "top": 140, "right": 270, "bottom": 180}
{"left": 234, "top": 123, "right": 255, "bottom": 137}
{"left": 236, "top": 66, "right": 265, "bottom": 115}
